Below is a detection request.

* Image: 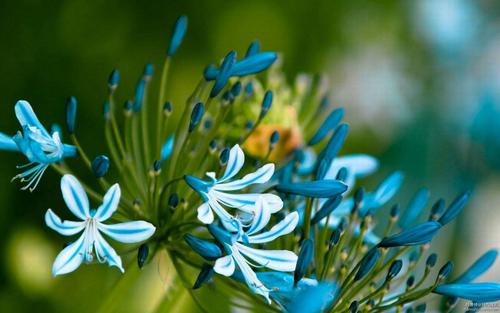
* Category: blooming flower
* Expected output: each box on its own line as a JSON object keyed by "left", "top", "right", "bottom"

{"left": 45, "top": 174, "right": 156, "bottom": 275}
{"left": 0, "top": 100, "right": 77, "bottom": 190}
{"left": 185, "top": 144, "right": 282, "bottom": 232}
{"left": 208, "top": 198, "right": 299, "bottom": 303}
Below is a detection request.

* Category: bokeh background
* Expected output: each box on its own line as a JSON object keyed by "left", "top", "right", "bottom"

{"left": 1, "top": 0, "right": 500, "bottom": 312}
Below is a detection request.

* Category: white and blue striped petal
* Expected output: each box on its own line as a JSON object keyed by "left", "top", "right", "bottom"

{"left": 45, "top": 209, "right": 85, "bottom": 236}
{"left": 94, "top": 183, "right": 120, "bottom": 221}
{"left": 214, "top": 254, "right": 236, "bottom": 276}
{"left": 218, "top": 144, "right": 245, "bottom": 182}
{"left": 60, "top": 174, "right": 90, "bottom": 220}
{"left": 98, "top": 221, "right": 156, "bottom": 244}
{"left": 214, "top": 163, "right": 274, "bottom": 191}
{"left": 52, "top": 232, "right": 86, "bottom": 276}
{"left": 236, "top": 243, "right": 297, "bottom": 272}
{"left": 93, "top": 232, "right": 124, "bottom": 273}
{"left": 15, "top": 100, "right": 50, "bottom": 137}
{"left": 248, "top": 212, "right": 299, "bottom": 243}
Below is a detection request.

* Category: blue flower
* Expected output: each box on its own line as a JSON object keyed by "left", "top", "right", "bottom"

{"left": 208, "top": 202, "right": 299, "bottom": 303}
{"left": 45, "top": 175, "right": 155, "bottom": 275}
{"left": 185, "top": 144, "right": 282, "bottom": 232}
{"left": 433, "top": 283, "right": 500, "bottom": 303}
{"left": 0, "top": 101, "right": 77, "bottom": 190}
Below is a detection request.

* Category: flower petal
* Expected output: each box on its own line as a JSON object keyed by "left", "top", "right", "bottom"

{"left": 208, "top": 197, "right": 241, "bottom": 232}
{"left": 15, "top": 100, "right": 50, "bottom": 137}
{"left": 0, "top": 132, "right": 18, "bottom": 151}
{"left": 98, "top": 221, "right": 156, "bottom": 243}
{"left": 197, "top": 202, "right": 214, "bottom": 224}
{"left": 248, "top": 212, "right": 299, "bottom": 243}
{"left": 214, "top": 163, "right": 274, "bottom": 191}
{"left": 214, "top": 255, "right": 235, "bottom": 276}
{"left": 45, "top": 209, "right": 85, "bottom": 236}
{"left": 94, "top": 184, "right": 121, "bottom": 221}
{"left": 218, "top": 144, "right": 245, "bottom": 182}
{"left": 60, "top": 174, "right": 90, "bottom": 220}
{"left": 52, "top": 232, "right": 86, "bottom": 276}
{"left": 212, "top": 191, "right": 283, "bottom": 214}
{"left": 247, "top": 197, "right": 271, "bottom": 235}
{"left": 94, "top": 232, "right": 124, "bottom": 272}
{"left": 230, "top": 246, "right": 272, "bottom": 303}
{"left": 237, "top": 243, "right": 297, "bottom": 272}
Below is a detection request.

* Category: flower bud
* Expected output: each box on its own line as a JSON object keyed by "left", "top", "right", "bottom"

{"left": 167, "top": 15, "right": 188, "bottom": 56}
{"left": 294, "top": 239, "right": 314, "bottom": 287}
{"left": 91, "top": 155, "right": 110, "bottom": 178}
{"left": 137, "top": 243, "right": 149, "bottom": 268}
{"left": 65, "top": 96, "right": 77, "bottom": 134}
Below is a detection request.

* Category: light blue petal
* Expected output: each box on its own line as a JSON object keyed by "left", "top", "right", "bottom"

{"left": 218, "top": 144, "right": 245, "bottom": 182}
{"left": 60, "top": 174, "right": 90, "bottom": 220}
{"left": 230, "top": 246, "right": 271, "bottom": 303}
{"left": 208, "top": 197, "right": 241, "bottom": 232}
{"left": 98, "top": 221, "right": 156, "bottom": 243}
{"left": 14, "top": 100, "right": 50, "bottom": 137}
{"left": 236, "top": 243, "right": 297, "bottom": 271}
{"left": 248, "top": 212, "right": 299, "bottom": 243}
{"left": 213, "top": 191, "right": 283, "bottom": 214}
{"left": 214, "top": 255, "right": 235, "bottom": 276}
{"left": 324, "top": 154, "right": 379, "bottom": 189}
{"left": 373, "top": 171, "right": 404, "bottom": 206}
{"left": 94, "top": 232, "right": 124, "bottom": 272}
{"left": 0, "top": 132, "right": 18, "bottom": 151}
{"left": 246, "top": 197, "right": 271, "bottom": 235}
{"left": 197, "top": 202, "right": 214, "bottom": 224}
{"left": 45, "top": 209, "right": 84, "bottom": 236}
{"left": 296, "top": 148, "right": 317, "bottom": 175}
{"left": 94, "top": 184, "right": 121, "bottom": 221}
{"left": 214, "top": 163, "right": 274, "bottom": 191}
{"left": 52, "top": 232, "right": 86, "bottom": 276}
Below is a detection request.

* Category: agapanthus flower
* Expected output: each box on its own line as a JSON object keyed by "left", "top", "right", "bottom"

{"left": 185, "top": 144, "right": 282, "bottom": 232}
{"left": 0, "top": 100, "right": 77, "bottom": 190}
{"left": 207, "top": 198, "right": 299, "bottom": 303}
{"left": 45, "top": 174, "right": 155, "bottom": 275}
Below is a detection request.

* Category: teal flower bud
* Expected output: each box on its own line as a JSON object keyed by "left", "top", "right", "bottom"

{"left": 168, "top": 193, "right": 179, "bottom": 209}
{"left": 386, "top": 259, "right": 403, "bottom": 281}
{"left": 312, "top": 195, "right": 342, "bottom": 224}
{"left": 193, "top": 263, "right": 214, "bottom": 289}
{"left": 108, "top": 69, "right": 119, "bottom": 90}
{"left": 167, "top": 15, "right": 188, "bottom": 56}
{"left": 294, "top": 239, "right": 314, "bottom": 287}
{"left": 65, "top": 96, "right": 77, "bottom": 134}
{"left": 188, "top": 102, "right": 204, "bottom": 133}
{"left": 163, "top": 101, "right": 173, "bottom": 116}
{"left": 91, "top": 155, "right": 110, "bottom": 178}
{"left": 184, "top": 234, "right": 222, "bottom": 260}
{"left": 355, "top": 248, "right": 381, "bottom": 281}
{"left": 309, "top": 108, "right": 344, "bottom": 145}
{"left": 259, "top": 90, "right": 273, "bottom": 119}
{"left": 161, "top": 135, "right": 175, "bottom": 162}
{"left": 438, "top": 191, "right": 470, "bottom": 226}
{"left": 137, "top": 243, "right": 149, "bottom": 268}
{"left": 378, "top": 221, "right": 442, "bottom": 248}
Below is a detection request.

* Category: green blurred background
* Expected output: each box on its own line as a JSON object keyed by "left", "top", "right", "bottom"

{"left": 1, "top": 0, "right": 500, "bottom": 312}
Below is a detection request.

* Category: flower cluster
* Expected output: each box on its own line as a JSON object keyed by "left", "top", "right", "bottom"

{"left": 2, "top": 14, "right": 500, "bottom": 313}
